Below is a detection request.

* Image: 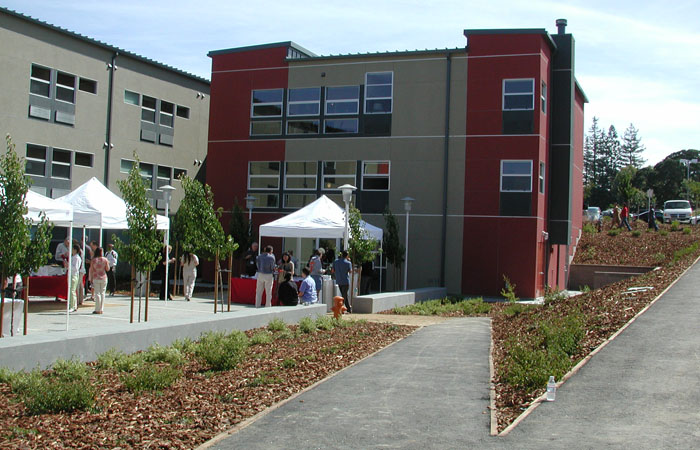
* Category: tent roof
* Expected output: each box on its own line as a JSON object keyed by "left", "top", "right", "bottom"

{"left": 25, "top": 190, "right": 73, "bottom": 226}
{"left": 259, "top": 195, "right": 383, "bottom": 241}
{"left": 57, "top": 177, "right": 169, "bottom": 229}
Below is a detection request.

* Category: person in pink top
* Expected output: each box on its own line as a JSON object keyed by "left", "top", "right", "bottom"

{"left": 89, "top": 247, "right": 111, "bottom": 314}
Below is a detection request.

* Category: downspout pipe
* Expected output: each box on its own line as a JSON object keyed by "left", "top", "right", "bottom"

{"left": 105, "top": 52, "right": 118, "bottom": 186}
{"left": 440, "top": 51, "right": 453, "bottom": 287}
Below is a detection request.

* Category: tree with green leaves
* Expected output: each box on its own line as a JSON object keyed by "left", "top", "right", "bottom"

{"left": 621, "top": 123, "right": 646, "bottom": 168}
{"left": 0, "top": 134, "right": 52, "bottom": 337}
{"left": 114, "top": 155, "right": 162, "bottom": 323}
{"left": 382, "top": 207, "right": 404, "bottom": 291}
{"left": 583, "top": 117, "right": 603, "bottom": 185}
{"left": 347, "top": 205, "right": 379, "bottom": 302}
{"left": 229, "top": 202, "right": 252, "bottom": 259}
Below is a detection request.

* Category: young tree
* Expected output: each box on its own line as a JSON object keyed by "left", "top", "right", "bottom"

{"left": 347, "top": 205, "right": 379, "bottom": 301}
{"left": 0, "top": 134, "right": 52, "bottom": 337}
{"left": 612, "top": 166, "right": 637, "bottom": 204}
{"left": 114, "top": 155, "right": 162, "bottom": 323}
{"left": 382, "top": 207, "right": 404, "bottom": 291}
{"left": 621, "top": 123, "right": 646, "bottom": 168}
{"left": 229, "top": 201, "right": 252, "bottom": 259}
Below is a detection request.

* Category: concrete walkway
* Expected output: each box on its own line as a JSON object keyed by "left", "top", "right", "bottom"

{"left": 211, "top": 317, "right": 493, "bottom": 449}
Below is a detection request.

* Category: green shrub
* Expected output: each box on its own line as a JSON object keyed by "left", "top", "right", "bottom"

{"left": 142, "top": 344, "right": 185, "bottom": 367}
{"left": 631, "top": 230, "right": 642, "bottom": 237}
{"left": 298, "top": 316, "right": 316, "bottom": 334}
{"left": 248, "top": 371, "right": 282, "bottom": 387}
{"left": 274, "top": 329, "right": 295, "bottom": 340}
{"left": 659, "top": 229, "right": 669, "bottom": 236}
{"left": 501, "top": 276, "right": 518, "bottom": 302}
{"left": 267, "top": 318, "right": 288, "bottom": 333}
{"left": 315, "top": 315, "right": 336, "bottom": 331}
{"left": 501, "top": 303, "right": 534, "bottom": 317}
{"left": 607, "top": 229, "right": 621, "bottom": 237}
{"left": 393, "top": 297, "right": 490, "bottom": 316}
{"left": 671, "top": 220, "right": 680, "bottom": 231}
{"left": 0, "top": 367, "right": 17, "bottom": 385}
{"left": 51, "top": 358, "right": 90, "bottom": 383}
{"left": 171, "top": 337, "right": 197, "bottom": 355}
{"left": 195, "top": 330, "right": 250, "bottom": 371}
{"left": 538, "top": 313, "right": 585, "bottom": 356}
{"left": 281, "top": 358, "right": 297, "bottom": 369}
{"left": 10, "top": 366, "right": 95, "bottom": 415}
{"left": 673, "top": 242, "right": 700, "bottom": 263}
{"left": 544, "top": 287, "right": 567, "bottom": 305}
{"left": 579, "top": 285, "right": 591, "bottom": 293}
{"left": 683, "top": 227, "right": 691, "bottom": 235}
{"left": 582, "top": 223, "right": 597, "bottom": 234}
{"left": 120, "top": 364, "right": 181, "bottom": 393}
{"left": 501, "top": 341, "right": 571, "bottom": 390}
{"left": 250, "top": 331, "right": 273, "bottom": 345}
{"left": 96, "top": 349, "right": 144, "bottom": 372}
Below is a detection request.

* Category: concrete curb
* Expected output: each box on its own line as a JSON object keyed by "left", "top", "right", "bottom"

{"left": 195, "top": 324, "right": 422, "bottom": 449}
{"left": 488, "top": 318, "right": 498, "bottom": 436}
{"left": 497, "top": 254, "right": 700, "bottom": 437}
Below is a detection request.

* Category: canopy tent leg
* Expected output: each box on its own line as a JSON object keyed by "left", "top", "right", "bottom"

{"left": 23, "top": 276, "right": 29, "bottom": 335}
{"left": 66, "top": 223, "right": 73, "bottom": 331}
{"left": 379, "top": 238, "right": 383, "bottom": 293}
{"left": 164, "top": 228, "right": 170, "bottom": 303}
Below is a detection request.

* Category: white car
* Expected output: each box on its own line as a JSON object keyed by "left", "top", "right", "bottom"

{"left": 663, "top": 200, "right": 692, "bottom": 224}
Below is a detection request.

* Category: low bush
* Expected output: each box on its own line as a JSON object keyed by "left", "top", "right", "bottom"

{"left": 171, "top": 337, "right": 197, "bottom": 355}
{"left": 670, "top": 221, "right": 680, "bottom": 231}
{"left": 501, "top": 276, "right": 518, "bottom": 302}
{"left": 501, "top": 303, "right": 534, "bottom": 317}
{"left": 544, "top": 287, "right": 567, "bottom": 305}
{"left": 142, "top": 344, "right": 185, "bottom": 367}
{"left": 51, "top": 358, "right": 90, "bottom": 382}
{"left": 267, "top": 318, "right": 288, "bottom": 333}
{"left": 281, "top": 358, "right": 297, "bottom": 369}
{"left": 96, "top": 349, "right": 143, "bottom": 372}
{"left": 315, "top": 315, "right": 336, "bottom": 331}
{"left": 631, "top": 230, "right": 642, "bottom": 237}
{"left": 659, "top": 229, "right": 669, "bottom": 236}
{"left": 582, "top": 223, "right": 597, "bottom": 234}
{"left": 392, "top": 297, "right": 490, "bottom": 316}
{"left": 274, "top": 329, "right": 295, "bottom": 340}
{"left": 250, "top": 331, "right": 273, "bottom": 346}
{"left": 248, "top": 371, "right": 282, "bottom": 387}
{"left": 673, "top": 242, "right": 700, "bottom": 263}
{"left": 7, "top": 365, "right": 96, "bottom": 415}
{"left": 298, "top": 316, "right": 316, "bottom": 334}
{"left": 120, "top": 364, "right": 181, "bottom": 394}
{"left": 607, "top": 229, "right": 621, "bottom": 236}
{"left": 683, "top": 227, "right": 692, "bottom": 235}
{"left": 195, "top": 330, "right": 250, "bottom": 371}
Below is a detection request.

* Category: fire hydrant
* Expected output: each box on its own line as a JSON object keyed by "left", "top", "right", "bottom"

{"left": 332, "top": 296, "right": 347, "bottom": 319}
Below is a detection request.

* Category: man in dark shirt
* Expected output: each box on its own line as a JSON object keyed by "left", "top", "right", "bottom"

{"left": 278, "top": 271, "right": 298, "bottom": 306}
{"left": 244, "top": 242, "right": 259, "bottom": 277}
{"left": 255, "top": 245, "right": 276, "bottom": 308}
{"left": 332, "top": 251, "right": 353, "bottom": 313}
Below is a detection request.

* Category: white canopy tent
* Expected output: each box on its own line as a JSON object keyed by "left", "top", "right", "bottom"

{"left": 258, "top": 195, "right": 384, "bottom": 291}
{"left": 24, "top": 190, "right": 74, "bottom": 330}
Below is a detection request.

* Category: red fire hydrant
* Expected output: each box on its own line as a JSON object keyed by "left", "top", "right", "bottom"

{"left": 332, "top": 296, "right": 347, "bottom": 319}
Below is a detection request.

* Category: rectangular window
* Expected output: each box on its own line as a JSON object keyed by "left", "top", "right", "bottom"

{"left": 173, "top": 168, "right": 187, "bottom": 180}
{"left": 78, "top": 78, "right": 97, "bottom": 94}
{"left": 250, "top": 193, "right": 279, "bottom": 209}
{"left": 176, "top": 105, "right": 190, "bottom": 119}
{"left": 287, "top": 120, "right": 319, "bottom": 135}
{"left": 503, "top": 79, "right": 534, "bottom": 111}
{"left": 248, "top": 161, "right": 280, "bottom": 190}
{"left": 29, "top": 64, "right": 51, "bottom": 97}
{"left": 139, "top": 162, "right": 153, "bottom": 189}
{"left": 141, "top": 95, "right": 156, "bottom": 122}
{"left": 539, "top": 161, "right": 545, "bottom": 194}
{"left": 365, "top": 72, "right": 393, "bottom": 114}
{"left": 326, "top": 193, "right": 355, "bottom": 209}
{"left": 74, "top": 152, "right": 93, "bottom": 168}
{"left": 287, "top": 87, "right": 320, "bottom": 116}
{"left": 251, "top": 89, "right": 284, "bottom": 117}
{"left": 362, "top": 161, "right": 390, "bottom": 190}
{"left": 124, "top": 90, "right": 140, "bottom": 105}
{"left": 541, "top": 81, "right": 547, "bottom": 114}
{"left": 324, "top": 118, "right": 358, "bottom": 134}
{"left": 284, "top": 161, "right": 317, "bottom": 190}
{"left": 120, "top": 159, "right": 135, "bottom": 173}
{"left": 160, "top": 101, "right": 174, "bottom": 127}
{"left": 250, "top": 121, "right": 282, "bottom": 136}
{"left": 322, "top": 161, "right": 356, "bottom": 189}
{"left": 284, "top": 193, "right": 317, "bottom": 209}
{"left": 29, "top": 186, "right": 47, "bottom": 196}
{"left": 325, "top": 86, "right": 359, "bottom": 115}
{"left": 51, "top": 148, "right": 71, "bottom": 179}
{"left": 55, "top": 72, "right": 76, "bottom": 104}
{"left": 25, "top": 144, "right": 47, "bottom": 176}
{"left": 157, "top": 166, "right": 171, "bottom": 190}
{"left": 500, "top": 160, "right": 533, "bottom": 192}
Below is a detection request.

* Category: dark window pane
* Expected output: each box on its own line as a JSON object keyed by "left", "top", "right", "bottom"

{"left": 285, "top": 177, "right": 316, "bottom": 189}
{"left": 78, "top": 78, "right": 97, "bottom": 94}
{"left": 502, "top": 176, "right": 531, "bottom": 191}
{"left": 366, "top": 99, "right": 391, "bottom": 113}
{"left": 288, "top": 88, "right": 320, "bottom": 102}
{"left": 176, "top": 105, "right": 189, "bottom": 118}
{"left": 158, "top": 166, "right": 171, "bottom": 178}
{"left": 56, "top": 86, "right": 75, "bottom": 103}
{"left": 252, "top": 89, "right": 284, "bottom": 103}
{"left": 52, "top": 149, "right": 71, "bottom": 164}
{"left": 30, "top": 80, "right": 50, "bottom": 97}
{"left": 284, "top": 194, "right": 316, "bottom": 208}
{"left": 287, "top": 120, "right": 319, "bottom": 134}
{"left": 160, "top": 112, "right": 173, "bottom": 127}
{"left": 141, "top": 109, "right": 156, "bottom": 122}
{"left": 326, "top": 86, "right": 359, "bottom": 100}
{"left": 502, "top": 161, "right": 531, "bottom": 175}
{"left": 285, "top": 161, "right": 317, "bottom": 175}
{"left": 366, "top": 85, "right": 392, "bottom": 98}
{"left": 366, "top": 72, "right": 392, "bottom": 85}
{"left": 326, "top": 101, "right": 358, "bottom": 115}
{"left": 288, "top": 103, "right": 319, "bottom": 116}
{"left": 249, "top": 178, "right": 279, "bottom": 189}
{"left": 504, "top": 94, "right": 533, "bottom": 110}
{"left": 31, "top": 65, "right": 50, "bottom": 81}
{"left": 173, "top": 168, "right": 187, "bottom": 179}
{"left": 325, "top": 119, "right": 358, "bottom": 134}
{"left": 363, "top": 162, "right": 389, "bottom": 175}
{"left": 252, "top": 194, "right": 279, "bottom": 208}
{"left": 249, "top": 162, "right": 280, "bottom": 175}
{"left": 52, "top": 163, "right": 71, "bottom": 179}
{"left": 363, "top": 177, "right": 389, "bottom": 190}
{"left": 161, "top": 101, "right": 174, "bottom": 114}
{"left": 124, "top": 90, "right": 140, "bottom": 105}
{"left": 74, "top": 152, "right": 93, "bottom": 167}
{"left": 252, "top": 104, "right": 282, "bottom": 117}
{"left": 504, "top": 80, "right": 533, "bottom": 94}
{"left": 250, "top": 121, "right": 282, "bottom": 135}
{"left": 25, "top": 160, "right": 45, "bottom": 176}
{"left": 26, "top": 144, "right": 46, "bottom": 160}
{"left": 56, "top": 72, "right": 75, "bottom": 88}
{"left": 142, "top": 96, "right": 156, "bottom": 109}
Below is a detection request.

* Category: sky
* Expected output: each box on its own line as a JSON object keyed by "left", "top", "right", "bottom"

{"left": 3, "top": 0, "right": 699, "bottom": 165}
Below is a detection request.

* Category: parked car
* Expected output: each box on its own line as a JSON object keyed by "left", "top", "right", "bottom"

{"left": 663, "top": 200, "right": 692, "bottom": 223}
{"left": 584, "top": 207, "right": 601, "bottom": 222}
{"left": 635, "top": 209, "right": 664, "bottom": 223}
{"left": 601, "top": 208, "right": 613, "bottom": 217}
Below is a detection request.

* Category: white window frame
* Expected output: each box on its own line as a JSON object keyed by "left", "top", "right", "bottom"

{"left": 287, "top": 87, "right": 321, "bottom": 117}
{"left": 284, "top": 161, "right": 317, "bottom": 191}
{"left": 55, "top": 71, "right": 76, "bottom": 105}
{"left": 29, "top": 64, "right": 51, "bottom": 98}
{"left": 141, "top": 95, "right": 157, "bottom": 123}
{"left": 250, "top": 89, "right": 284, "bottom": 118}
{"left": 325, "top": 86, "right": 360, "bottom": 116}
{"left": 51, "top": 148, "right": 72, "bottom": 180}
{"left": 324, "top": 118, "right": 359, "bottom": 134}
{"left": 283, "top": 193, "right": 317, "bottom": 209}
{"left": 25, "top": 143, "right": 47, "bottom": 177}
{"left": 250, "top": 193, "right": 280, "bottom": 209}
{"left": 361, "top": 160, "right": 391, "bottom": 191}
{"left": 500, "top": 160, "right": 533, "bottom": 193}
{"left": 250, "top": 121, "right": 282, "bottom": 136}
{"left": 120, "top": 158, "right": 135, "bottom": 174}
{"left": 539, "top": 161, "right": 545, "bottom": 194}
{"left": 74, "top": 151, "right": 94, "bottom": 168}
{"left": 502, "top": 78, "right": 535, "bottom": 111}
{"left": 124, "top": 90, "right": 140, "bottom": 106}
{"left": 139, "top": 162, "right": 154, "bottom": 190}
{"left": 160, "top": 100, "right": 174, "bottom": 128}
{"left": 248, "top": 161, "right": 281, "bottom": 191}
{"left": 364, "top": 71, "right": 393, "bottom": 114}
{"left": 286, "top": 119, "right": 320, "bottom": 135}
{"left": 176, "top": 105, "right": 190, "bottom": 119}
{"left": 541, "top": 81, "right": 547, "bottom": 114}
{"left": 322, "top": 160, "right": 356, "bottom": 190}
{"left": 156, "top": 166, "right": 171, "bottom": 191}
{"left": 78, "top": 77, "right": 98, "bottom": 95}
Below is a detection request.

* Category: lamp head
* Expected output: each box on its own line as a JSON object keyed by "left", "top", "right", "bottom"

{"left": 401, "top": 196, "right": 415, "bottom": 212}
{"left": 244, "top": 195, "right": 256, "bottom": 210}
{"left": 161, "top": 184, "right": 176, "bottom": 202}
{"left": 338, "top": 184, "right": 357, "bottom": 204}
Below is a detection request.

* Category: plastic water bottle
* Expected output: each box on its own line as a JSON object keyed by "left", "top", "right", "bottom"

{"left": 546, "top": 376, "right": 556, "bottom": 402}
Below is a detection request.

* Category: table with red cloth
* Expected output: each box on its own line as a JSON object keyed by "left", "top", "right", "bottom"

{"left": 28, "top": 275, "right": 68, "bottom": 300}
{"left": 229, "top": 277, "right": 304, "bottom": 306}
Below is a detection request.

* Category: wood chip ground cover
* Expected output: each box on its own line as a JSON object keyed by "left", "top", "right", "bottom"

{"left": 0, "top": 321, "right": 416, "bottom": 449}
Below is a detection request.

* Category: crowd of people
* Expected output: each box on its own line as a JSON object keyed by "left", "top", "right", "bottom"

{"left": 606, "top": 203, "right": 659, "bottom": 232}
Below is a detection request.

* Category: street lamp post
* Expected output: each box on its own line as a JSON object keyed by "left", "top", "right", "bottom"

{"left": 401, "top": 197, "right": 414, "bottom": 291}
{"left": 338, "top": 184, "right": 357, "bottom": 251}
{"left": 244, "top": 195, "right": 256, "bottom": 237}
{"left": 679, "top": 159, "right": 698, "bottom": 200}
{"left": 161, "top": 185, "right": 176, "bottom": 303}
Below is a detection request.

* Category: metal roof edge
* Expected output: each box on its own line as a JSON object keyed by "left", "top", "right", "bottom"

{"left": 463, "top": 28, "right": 556, "bottom": 50}
{"left": 288, "top": 47, "right": 465, "bottom": 62}
{"left": 575, "top": 78, "right": 589, "bottom": 103}
{"left": 208, "top": 41, "right": 317, "bottom": 57}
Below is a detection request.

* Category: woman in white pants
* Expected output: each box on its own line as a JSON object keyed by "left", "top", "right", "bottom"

{"left": 88, "top": 247, "right": 110, "bottom": 314}
{"left": 69, "top": 243, "right": 82, "bottom": 312}
{"left": 180, "top": 251, "right": 199, "bottom": 301}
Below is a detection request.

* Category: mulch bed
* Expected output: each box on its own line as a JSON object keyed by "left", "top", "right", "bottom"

{"left": 0, "top": 322, "right": 416, "bottom": 449}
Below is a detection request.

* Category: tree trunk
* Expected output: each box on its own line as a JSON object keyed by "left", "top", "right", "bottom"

{"left": 1, "top": 270, "right": 5, "bottom": 338}
{"left": 228, "top": 252, "right": 233, "bottom": 312}
{"left": 130, "top": 259, "right": 135, "bottom": 323}
{"left": 213, "top": 250, "right": 219, "bottom": 314}
{"left": 10, "top": 275, "right": 16, "bottom": 337}
{"left": 145, "top": 272, "right": 151, "bottom": 322}
{"left": 173, "top": 242, "right": 179, "bottom": 296}
{"left": 23, "top": 276, "right": 29, "bottom": 335}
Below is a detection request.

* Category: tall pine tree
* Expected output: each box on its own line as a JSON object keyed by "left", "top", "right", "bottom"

{"left": 583, "top": 117, "right": 603, "bottom": 185}
{"left": 621, "top": 123, "right": 646, "bottom": 168}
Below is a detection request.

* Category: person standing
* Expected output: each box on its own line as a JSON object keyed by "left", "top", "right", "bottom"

{"left": 105, "top": 243, "right": 118, "bottom": 296}
{"left": 155, "top": 245, "right": 175, "bottom": 300}
{"left": 89, "top": 247, "right": 110, "bottom": 314}
{"left": 612, "top": 204, "right": 620, "bottom": 229}
{"left": 277, "top": 252, "right": 294, "bottom": 283}
{"left": 361, "top": 259, "right": 374, "bottom": 295}
{"left": 55, "top": 237, "right": 70, "bottom": 266}
{"left": 620, "top": 203, "right": 632, "bottom": 231}
{"left": 255, "top": 245, "right": 276, "bottom": 308}
{"left": 278, "top": 271, "right": 299, "bottom": 306}
{"left": 180, "top": 251, "right": 200, "bottom": 301}
{"left": 309, "top": 249, "right": 325, "bottom": 299}
{"left": 298, "top": 267, "right": 318, "bottom": 305}
{"left": 648, "top": 206, "right": 659, "bottom": 231}
{"left": 244, "top": 242, "right": 259, "bottom": 277}
{"left": 84, "top": 241, "right": 97, "bottom": 301}
{"left": 332, "top": 251, "right": 353, "bottom": 313}
{"left": 68, "top": 243, "right": 82, "bottom": 312}
{"left": 288, "top": 250, "right": 300, "bottom": 276}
